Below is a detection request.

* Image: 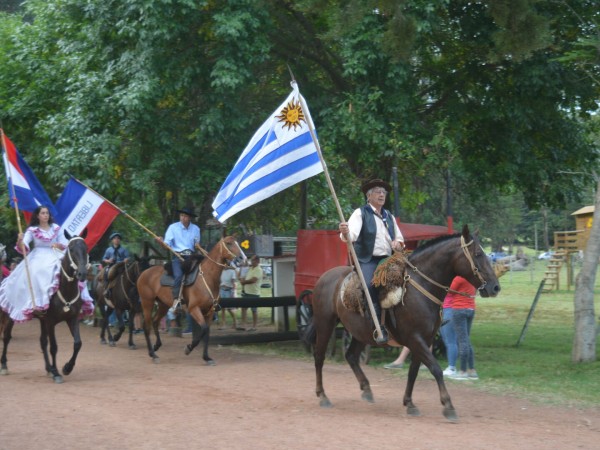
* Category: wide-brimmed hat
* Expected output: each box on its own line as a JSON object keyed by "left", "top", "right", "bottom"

{"left": 177, "top": 207, "right": 197, "bottom": 218}
{"left": 109, "top": 232, "right": 122, "bottom": 240}
{"left": 361, "top": 179, "right": 392, "bottom": 195}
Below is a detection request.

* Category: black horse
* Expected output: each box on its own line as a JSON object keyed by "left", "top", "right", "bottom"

{"left": 92, "top": 257, "right": 148, "bottom": 349}
{"left": 1, "top": 230, "right": 90, "bottom": 383}
{"left": 304, "top": 225, "right": 500, "bottom": 421}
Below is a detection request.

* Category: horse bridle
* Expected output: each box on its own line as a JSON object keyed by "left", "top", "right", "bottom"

{"left": 117, "top": 260, "right": 139, "bottom": 303}
{"left": 56, "top": 236, "right": 91, "bottom": 312}
{"left": 192, "top": 239, "right": 243, "bottom": 310}
{"left": 460, "top": 235, "right": 488, "bottom": 290}
{"left": 402, "top": 235, "right": 489, "bottom": 306}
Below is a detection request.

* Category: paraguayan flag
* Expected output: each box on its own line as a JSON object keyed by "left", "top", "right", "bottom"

{"left": 211, "top": 81, "right": 323, "bottom": 223}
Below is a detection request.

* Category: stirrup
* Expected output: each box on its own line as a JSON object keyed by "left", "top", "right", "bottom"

{"left": 373, "top": 326, "right": 388, "bottom": 345}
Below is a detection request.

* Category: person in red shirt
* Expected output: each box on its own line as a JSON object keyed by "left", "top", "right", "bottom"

{"left": 445, "top": 276, "right": 478, "bottom": 380}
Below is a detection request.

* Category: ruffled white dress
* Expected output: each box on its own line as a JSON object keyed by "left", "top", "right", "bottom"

{"left": 0, "top": 224, "right": 94, "bottom": 322}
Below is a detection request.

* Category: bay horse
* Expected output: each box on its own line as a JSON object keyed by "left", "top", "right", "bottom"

{"left": 1, "top": 230, "right": 91, "bottom": 383}
{"left": 93, "top": 257, "right": 148, "bottom": 349}
{"left": 304, "top": 225, "right": 500, "bottom": 421}
{"left": 137, "top": 235, "right": 245, "bottom": 364}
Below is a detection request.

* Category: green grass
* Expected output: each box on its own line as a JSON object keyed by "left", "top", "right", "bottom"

{"left": 231, "top": 257, "right": 600, "bottom": 409}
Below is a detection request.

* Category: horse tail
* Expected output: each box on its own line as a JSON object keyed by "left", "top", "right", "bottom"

{"left": 302, "top": 321, "right": 317, "bottom": 346}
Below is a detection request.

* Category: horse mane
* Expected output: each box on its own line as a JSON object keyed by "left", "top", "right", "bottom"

{"left": 410, "top": 232, "right": 462, "bottom": 258}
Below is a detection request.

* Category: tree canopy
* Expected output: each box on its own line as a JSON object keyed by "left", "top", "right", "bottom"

{"left": 1, "top": 0, "right": 598, "bottom": 244}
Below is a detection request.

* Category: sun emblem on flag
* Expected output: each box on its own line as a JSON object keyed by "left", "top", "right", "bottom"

{"left": 276, "top": 99, "right": 306, "bottom": 131}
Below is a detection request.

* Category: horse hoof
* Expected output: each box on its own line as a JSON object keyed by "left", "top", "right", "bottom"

{"left": 129, "top": 344, "right": 137, "bottom": 350}
{"left": 204, "top": 359, "right": 216, "bottom": 366}
{"left": 53, "top": 375, "right": 64, "bottom": 384}
{"left": 319, "top": 397, "right": 333, "bottom": 408}
{"left": 100, "top": 339, "right": 107, "bottom": 345}
{"left": 152, "top": 357, "right": 160, "bottom": 364}
{"left": 361, "top": 391, "right": 374, "bottom": 403}
{"left": 407, "top": 406, "right": 421, "bottom": 417}
{"left": 63, "top": 366, "right": 73, "bottom": 376}
{"left": 184, "top": 345, "right": 192, "bottom": 356}
{"left": 0, "top": 368, "right": 8, "bottom": 376}
{"left": 109, "top": 342, "right": 116, "bottom": 348}
{"left": 443, "top": 408, "right": 459, "bottom": 422}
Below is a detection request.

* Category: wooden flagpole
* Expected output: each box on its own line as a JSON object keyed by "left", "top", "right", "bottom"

{"left": 0, "top": 128, "right": 39, "bottom": 310}
{"left": 290, "top": 78, "right": 387, "bottom": 343}
{"left": 69, "top": 177, "right": 184, "bottom": 261}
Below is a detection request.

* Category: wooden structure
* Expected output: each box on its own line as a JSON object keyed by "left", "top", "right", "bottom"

{"left": 543, "top": 205, "right": 593, "bottom": 291}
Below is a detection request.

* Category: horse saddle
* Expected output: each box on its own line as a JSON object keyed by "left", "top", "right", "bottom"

{"left": 160, "top": 265, "right": 200, "bottom": 288}
{"left": 373, "top": 253, "right": 406, "bottom": 309}
{"left": 339, "top": 271, "right": 365, "bottom": 315}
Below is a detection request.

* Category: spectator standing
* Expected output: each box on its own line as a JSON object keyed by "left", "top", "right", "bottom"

{"left": 446, "top": 276, "right": 478, "bottom": 380}
{"left": 239, "top": 255, "right": 263, "bottom": 331}
{"left": 218, "top": 268, "right": 238, "bottom": 330}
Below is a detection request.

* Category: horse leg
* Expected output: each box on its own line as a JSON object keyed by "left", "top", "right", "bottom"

{"left": 313, "top": 316, "right": 338, "bottom": 408}
{"left": 142, "top": 301, "right": 166, "bottom": 363}
{"left": 105, "top": 306, "right": 116, "bottom": 346}
{"left": 99, "top": 304, "right": 109, "bottom": 345}
{"left": 41, "top": 321, "right": 62, "bottom": 383}
{"left": 62, "top": 317, "right": 82, "bottom": 377}
{"left": 113, "top": 309, "right": 126, "bottom": 343}
{"left": 184, "top": 307, "right": 214, "bottom": 366}
{"left": 403, "top": 339, "right": 457, "bottom": 421}
{"left": 344, "top": 336, "right": 374, "bottom": 403}
{"left": 127, "top": 309, "right": 137, "bottom": 350}
{"left": 0, "top": 317, "right": 14, "bottom": 375}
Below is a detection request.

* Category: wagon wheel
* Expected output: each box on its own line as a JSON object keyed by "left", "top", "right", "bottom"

{"left": 296, "top": 290, "right": 338, "bottom": 358}
{"left": 296, "top": 290, "right": 313, "bottom": 353}
{"left": 342, "top": 329, "right": 371, "bottom": 365}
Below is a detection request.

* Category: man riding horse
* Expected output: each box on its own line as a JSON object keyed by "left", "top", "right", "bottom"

{"left": 338, "top": 179, "right": 405, "bottom": 344}
{"left": 156, "top": 207, "right": 201, "bottom": 311}
{"left": 102, "top": 232, "right": 130, "bottom": 300}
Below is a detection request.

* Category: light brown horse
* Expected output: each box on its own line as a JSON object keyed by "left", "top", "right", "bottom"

{"left": 137, "top": 235, "right": 245, "bottom": 364}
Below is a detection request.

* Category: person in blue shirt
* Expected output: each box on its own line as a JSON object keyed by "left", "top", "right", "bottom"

{"left": 157, "top": 207, "right": 201, "bottom": 308}
{"left": 102, "top": 232, "right": 130, "bottom": 299}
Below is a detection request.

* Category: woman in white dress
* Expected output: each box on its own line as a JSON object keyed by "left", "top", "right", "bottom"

{"left": 0, "top": 206, "right": 94, "bottom": 322}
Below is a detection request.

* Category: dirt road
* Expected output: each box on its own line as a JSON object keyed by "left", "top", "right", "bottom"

{"left": 0, "top": 321, "right": 598, "bottom": 449}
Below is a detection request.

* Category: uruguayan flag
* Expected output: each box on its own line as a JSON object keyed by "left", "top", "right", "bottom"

{"left": 212, "top": 81, "right": 323, "bottom": 223}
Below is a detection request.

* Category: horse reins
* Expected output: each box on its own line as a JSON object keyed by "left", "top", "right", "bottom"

{"left": 117, "top": 261, "right": 139, "bottom": 303}
{"left": 402, "top": 236, "right": 487, "bottom": 306}
{"left": 56, "top": 236, "right": 91, "bottom": 312}
{"left": 193, "top": 239, "right": 242, "bottom": 310}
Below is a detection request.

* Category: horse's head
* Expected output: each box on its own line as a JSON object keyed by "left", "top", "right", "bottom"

{"left": 457, "top": 225, "right": 501, "bottom": 298}
{"left": 221, "top": 235, "right": 247, "bottom": 267}
{"left": 63, "top": 229, "right": 90, "bottom": 282}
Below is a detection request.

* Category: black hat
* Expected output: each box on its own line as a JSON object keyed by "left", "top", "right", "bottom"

{"left": 361, "top": 179, "right": 392, "bottom": 195}
{"left": 177, "top": 207, "right": 197, "bottom": 218}
{"left": 109, "top": 232, "right": 122, "bottom": 240}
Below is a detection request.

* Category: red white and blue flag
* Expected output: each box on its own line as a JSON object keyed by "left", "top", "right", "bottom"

{"left": 1, "top": 131, "right": 57, "bottom": 219}
{"left": 54, "top": 177, "right": 121, "bottom": 250}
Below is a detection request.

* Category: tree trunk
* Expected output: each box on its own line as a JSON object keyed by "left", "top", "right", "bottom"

{"left": 572, "top": 180, "right": 600, "bottom": 362}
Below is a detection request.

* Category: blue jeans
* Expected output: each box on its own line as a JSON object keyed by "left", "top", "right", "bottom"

{"left": 359, "top": 256, "right": 385, "bottom": 320}
{"left": 440, "top": 308, "right": 458, "bottom": 368}
{"left": 452, "top": 308, "right": 475, "bottom": 372}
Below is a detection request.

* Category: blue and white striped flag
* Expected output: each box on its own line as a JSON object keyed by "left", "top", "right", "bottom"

{"left": 212, "top": 81, "right": 323, "bottom": 223}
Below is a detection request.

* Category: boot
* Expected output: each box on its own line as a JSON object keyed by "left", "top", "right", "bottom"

{"left": 372, "top": 301, "right": 388, "bottom": 344}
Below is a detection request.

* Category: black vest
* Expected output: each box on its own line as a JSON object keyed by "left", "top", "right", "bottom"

{"left": 354, "top": 205, "right": 396, "bottom": 263}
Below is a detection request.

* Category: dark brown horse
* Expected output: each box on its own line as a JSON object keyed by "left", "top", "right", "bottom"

{"left": 137, "top": 235, "right": 245, "bottom": 364}
{"left": 93, "top": 257, "right": 148, "bottom": 349}
{"left": 304, "top": 225, "right": 500, "bottom": 421}
{"left": 1, "top": 231, "right": 90, "bottom": 383}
